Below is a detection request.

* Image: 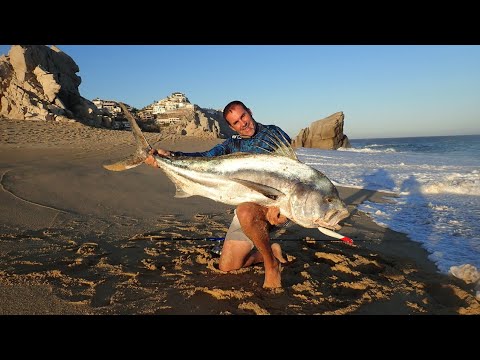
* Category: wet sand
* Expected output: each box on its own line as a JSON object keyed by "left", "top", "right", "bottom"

{"left": 0, "top": 119, "right": 479, "bottom": 315}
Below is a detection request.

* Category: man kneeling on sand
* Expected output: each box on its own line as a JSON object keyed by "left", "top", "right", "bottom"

{"left": 144, "top": 100, "right": 289, "bottom": 288}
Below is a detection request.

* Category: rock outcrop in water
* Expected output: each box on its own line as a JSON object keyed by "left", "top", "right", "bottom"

{"left": 292, "top": 111, "right": 351, "bottom": 150}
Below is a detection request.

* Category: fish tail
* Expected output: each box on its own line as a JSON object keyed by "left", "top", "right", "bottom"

{"left": 103, "top": 103, "right": 153, "bottom": 171}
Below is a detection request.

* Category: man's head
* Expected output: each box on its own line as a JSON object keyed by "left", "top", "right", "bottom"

{"left": 223, "top": 100, "right": 257, "bottom": 138}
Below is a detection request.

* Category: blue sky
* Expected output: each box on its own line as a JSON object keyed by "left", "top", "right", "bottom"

{"left": 1, "top": 45, "right": 479, "bottom": 139}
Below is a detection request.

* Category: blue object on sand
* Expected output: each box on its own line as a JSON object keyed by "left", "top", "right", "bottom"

{"left": 210, "top": 239, "right": 224, "bottom": 256}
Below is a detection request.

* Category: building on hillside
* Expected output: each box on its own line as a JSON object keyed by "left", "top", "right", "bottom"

{"left": 155, "top": 117, "right": 181, "bottom": 125}
{"left": 151, "top": 92, "right": 194, "bottom": 115}
{"left": 152, "top": 103, "right": 166, "bottom": 114}
{"left": 138, "top": 110, "right": 154, "bottom": 121}
{"left": 92, "top": 98, "right": 103, "bottom": 109}
{"left": 204, "top": 108, "right": 221, "bottom": 115}
{"left": 92, "top": 98, "right": 122, "bottom": 114}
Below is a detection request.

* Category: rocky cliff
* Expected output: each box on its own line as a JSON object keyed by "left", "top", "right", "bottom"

{"left": 0, "top": 45, "right": 109, "bottom": 126}
{"left": 292, "top": 111, "right": 351, "bottom": 149}
{"left": 156, "top": 106, "right": 235, "bottom": 138}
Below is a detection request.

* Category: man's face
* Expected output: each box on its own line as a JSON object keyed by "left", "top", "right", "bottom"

{"left": 225, "top": 104, "right": 256, "bottom": 137}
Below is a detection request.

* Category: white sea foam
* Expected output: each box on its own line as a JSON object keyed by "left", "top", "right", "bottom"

{"left": 338, "top": 147, "right": 397, "bottom": 153}
{"left": 296, "top": 137, "right": 480, "bottom": 274}
{"left": 450, "top": 264, "right": 480, "bottom": 299}
{"left": 420, "top": 172, "right": 480, "bottom": 196}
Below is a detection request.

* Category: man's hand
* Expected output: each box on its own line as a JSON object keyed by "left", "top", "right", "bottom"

{"left": 265, "top": 206, "right": 288, "bottom": 226}
{"left": 144, "top": 148, "right": 171, "bottom": 168}
{"left": 155, "top": 148, "right": 172, "bottom": 157}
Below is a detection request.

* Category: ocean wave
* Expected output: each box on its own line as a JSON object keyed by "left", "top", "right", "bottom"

{"left": 338, "top": 147, "right": 397, "bottom": 153}
{"left": 420, "top": 172, "right": 480, "bottom": 196}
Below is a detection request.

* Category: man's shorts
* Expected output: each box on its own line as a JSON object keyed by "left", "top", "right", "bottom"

{"left": 225, "top": 209, "right": 290, "bottom": 248}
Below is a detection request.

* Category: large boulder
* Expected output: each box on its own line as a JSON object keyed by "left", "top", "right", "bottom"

{"left": 292, "top": 111, "right": 351, "bottom": 149}
{"left": 0, "top": 45, "right": 106, "bottom": 125}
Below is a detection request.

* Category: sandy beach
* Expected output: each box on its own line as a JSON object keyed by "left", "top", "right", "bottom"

{"left": 1, "top": 119, "right": 479, "bottom": 315}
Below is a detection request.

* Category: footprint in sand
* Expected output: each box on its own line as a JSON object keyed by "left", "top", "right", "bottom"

{"left": 76, "top": 242, "right": 99, "bottom": 256}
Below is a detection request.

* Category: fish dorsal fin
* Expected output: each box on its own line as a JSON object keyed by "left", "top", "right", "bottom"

{"left": 232, "top": 178, "right": 285, "bottom": 200}
{"left": 254, "top": 129, "right": 298, "bottom": 160}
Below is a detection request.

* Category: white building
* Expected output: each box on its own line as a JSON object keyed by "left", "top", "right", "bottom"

{"left": 155, "top": 117, "right": 181, "bottom": 125}
{"left": 92, "top": 98, "right": 122, "bottom": 114}
{"left": 151, "top": 92, "right": 194, "bottom": 115}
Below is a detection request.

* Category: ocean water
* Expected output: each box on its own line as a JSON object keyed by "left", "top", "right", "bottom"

{"left": 296, "top": 135, "right": 480, "bottom": 274}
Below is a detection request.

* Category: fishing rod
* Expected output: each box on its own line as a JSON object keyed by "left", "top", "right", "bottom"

{"left": 131, "top": 236, "right": 360, "bottom": 257}
{"left": 130, "top": 236, "right": 363, "bottom": 242}
{"left": 133, "top": 227, "right": 354, "bottom": 245}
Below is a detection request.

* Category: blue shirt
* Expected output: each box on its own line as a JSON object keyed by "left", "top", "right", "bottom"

{"left": 171, "top": 122, "right": 291, "bottom": 157}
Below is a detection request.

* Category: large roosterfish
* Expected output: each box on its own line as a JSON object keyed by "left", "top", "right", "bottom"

{"left": 104, "top": 103, "right": 352, "bottom": 244}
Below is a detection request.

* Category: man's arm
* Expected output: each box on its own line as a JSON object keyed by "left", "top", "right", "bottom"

{"left": 170, "top": 141, "right": 229, "bottom": 157}
{"left": 144, "top": 140, "right": 231, "bottom": 168}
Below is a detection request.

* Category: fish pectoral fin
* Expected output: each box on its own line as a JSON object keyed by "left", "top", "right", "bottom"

{"left": 232, "top": 178, "right": 285, "bottom": 200}
{"left": 103, "top": 154, "right": 144, "bottom": 172}
{"left": 174, "top": 188, "right": 192, "bottom": 198}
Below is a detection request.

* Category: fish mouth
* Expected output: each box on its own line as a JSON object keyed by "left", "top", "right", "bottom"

{"left": 314, "top": 209, "right": 350, "bottom": 231}
{"left": 315, "top": 221, "right": 342, "bottom": 231}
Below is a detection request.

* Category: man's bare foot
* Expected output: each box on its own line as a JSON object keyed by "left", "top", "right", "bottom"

{"left": 271, "top": 243, "right": 287, "bottom": 264}
{"left": 263, "top": 244, "right": 285, "bottom": 288}
{"left": 263, "top": 258, "right": 282, "bottom": 288}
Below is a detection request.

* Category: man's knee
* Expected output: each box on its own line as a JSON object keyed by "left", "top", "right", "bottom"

{"left": 218, "top": 258, "right": 240, "bottom": 272}
{"left": 218, "top": 239, "right": 253, "bottom": 271}
{"left": 219, "top": 248, "right": 237, "bottom": 271}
